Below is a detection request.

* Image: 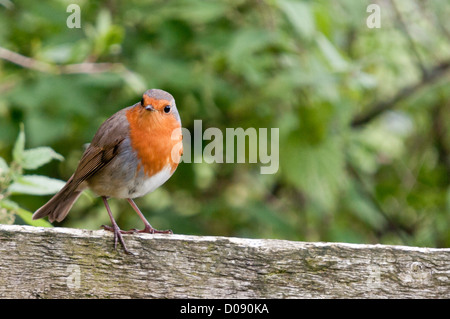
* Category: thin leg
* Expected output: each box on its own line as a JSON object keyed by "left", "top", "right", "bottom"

{"left": 127, "top": 198, "right": 173, "bottom": 234}
{"left": 100, "top": 196, "right": 132, "bottom": 254}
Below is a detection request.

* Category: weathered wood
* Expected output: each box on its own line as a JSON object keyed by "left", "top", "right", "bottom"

{"left": 0, "top": 224, "right": 448, "bottom": 298}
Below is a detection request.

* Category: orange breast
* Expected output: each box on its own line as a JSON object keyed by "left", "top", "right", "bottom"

{"left": 126, "top": 106, "right": 182, "bottom": 177}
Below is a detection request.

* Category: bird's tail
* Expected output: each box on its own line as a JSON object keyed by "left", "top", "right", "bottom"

{"left": 32, "top": 176, "right": 83, "bottom": 223}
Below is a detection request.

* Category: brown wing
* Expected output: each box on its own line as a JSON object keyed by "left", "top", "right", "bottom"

{"left": 32, "top": 107, "right": 132, "bottom": 222}
{"left": 70, "top": 107, "right": 131, "bottom": 189}
{"left": 32, "top": 140, "right": 124, "bottom": 222}
{"left": 71, "top": 141, "right": 122, "bottom": 187}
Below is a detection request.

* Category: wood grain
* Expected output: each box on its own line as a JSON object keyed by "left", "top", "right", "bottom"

{"left": 0, "top": 224, "right": 448, "bottom": 298}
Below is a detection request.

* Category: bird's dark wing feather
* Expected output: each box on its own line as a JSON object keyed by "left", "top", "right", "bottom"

{"left": 70, "top": 107, "right": 131, "bottom": 189}
{"left": 71, "top": 141, "right": 123, "bottom": 188}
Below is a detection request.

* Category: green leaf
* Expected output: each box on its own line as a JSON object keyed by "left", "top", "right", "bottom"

{"left": 122, "top": 71, "right": 147, "bottom": 94}
{"left": 227, "top": 29, "right": 276, "bottom": 84}
{"left": 97, "top": 9, "right": 112, "bottom": 35}
{"left": 161, "top": 1, "right": 227, "bottom": 24}
{"left": 281, "top": 136, "right": 347, "bottom": 211}
{"left": 345, "top": 182, "right": 386, "bottom": 230}
{"left": 15, "top": 207, "right": 54, "bottom": 227}
{"left": 12, "top": 123, "right": 25, "bottom": 164}
{"left": 0, "top": 198, "right": 53, "bottom": 228}
{"left": 22, "top": 147, "right": 64, "bottom": 170}
{"left": 40, "top": 44, "right": 74, "bottom": 64}
{"left": 0, "top": 156, "right": 8, "bottom": 174}
{"left": 279, "top": 0, "right": 316, "bottom": 39}
{"left": 8, "top": 175, "right": 65, "bottom": 195}
{"left": 316, "top": 33, "right": 349, "bottom": 72}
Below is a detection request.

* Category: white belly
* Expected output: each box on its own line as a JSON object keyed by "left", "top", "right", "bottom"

{"left": 126, "top": 164, "right": 174, "bottom": 198}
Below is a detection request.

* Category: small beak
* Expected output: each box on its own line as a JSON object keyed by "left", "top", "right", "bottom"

{"left": 145, "top": 105, "right": 155, "bottom": 111}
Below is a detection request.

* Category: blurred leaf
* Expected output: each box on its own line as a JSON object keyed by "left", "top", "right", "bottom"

{"left": 0, "top": 156, "right": 8, "bottom": 173}
{"left": 162, "top": 0, "right": 227, "bottom": 24}
{"left": 282, "top": 136, "right": 347, "bottom": 211}
{"left": 279, "top": 0, "right": 315, "bottom": 39}
{"left": 354, "top": 71, "right": 377, "bottom": 89}
{"left": 316, "top": 33, "right": 348, "bottom": 72}
{"left": 88, "top": 9, "right": 124, "bottom": 57}
{"left": 246, "top": 201, "right": 298, "bottom": 238}
{"left": 345, "top": 182, "right": 386, "bottom": 230}
{"left": 12, "top": 123, "right": 25, "bottom": 164}
{"left": 228, "top": 29, "right": 273, "bottom": 63}
{"left": 8, "top": 175, "right": 65, "bottom": 195}
{"left": 97, "top": 9, "right": 113, "bottom": 35}
{"left": 0, "top": 198, "right": 53, "bottom": 227}
{"left": 122, "top": 71, "right": 147, "bottom": 94}
{"left": 22, "top": 147, "right": 64, "bottom": 170}
{"left": 16, "top": 208, "right": 53, "bottom": 227}
{"left": 227, "top": 29, "right": 276, "bottom": 84}
{"left": 39, "top": 44, "right": 74, "bottom": 64}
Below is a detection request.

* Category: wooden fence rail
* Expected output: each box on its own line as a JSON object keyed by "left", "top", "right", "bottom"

{"left": 0, "top": 224, "right": 448, "bottom": 298}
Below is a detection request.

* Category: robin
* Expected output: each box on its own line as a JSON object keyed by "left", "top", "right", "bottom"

{"left": 32, "top": 89, "right": 183, "bottom": 254}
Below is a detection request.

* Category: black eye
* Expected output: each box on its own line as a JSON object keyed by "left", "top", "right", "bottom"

{"left": 163, "top": 105, "right": 171, "bottom": 113}
{"left": 140, "top": 98, "right": 144, "bottom": 106}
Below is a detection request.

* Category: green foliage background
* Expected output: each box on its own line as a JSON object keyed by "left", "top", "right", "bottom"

{"left": 0, "top": 0, "right": 449, "bottom": 247}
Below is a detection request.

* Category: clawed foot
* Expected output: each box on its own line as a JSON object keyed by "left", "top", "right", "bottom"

{"left": 125, "top": 198, "right": 173, "bottom": 235}
{"left": 101, "top": 225, "right": 136, "bottom": 235}
{"left": 101, "top": 224, "right": 133, "bottom": 254}
{"left": 126, "top": 225, "right": 173, "bottom": 234}
{"left": 101, "top": 224, "right": 172, "bottom": 254}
